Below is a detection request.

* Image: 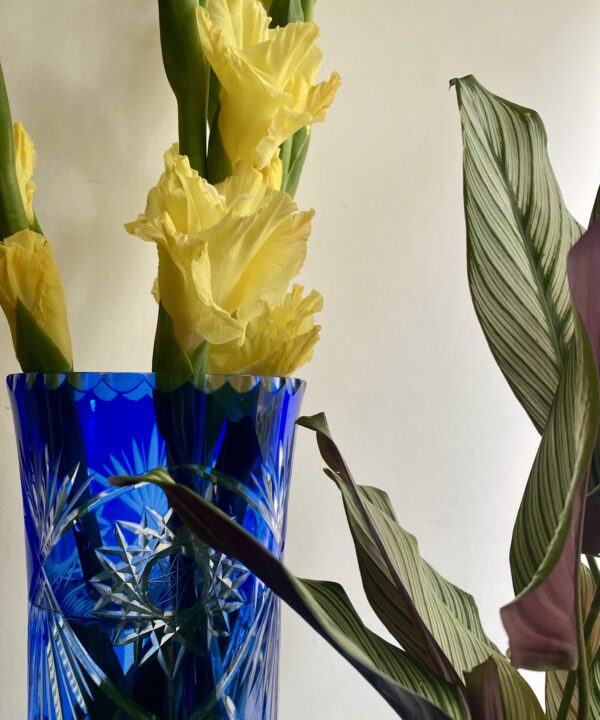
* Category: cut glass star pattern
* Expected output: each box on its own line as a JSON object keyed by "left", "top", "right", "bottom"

{"left": 9, "top": 372, "right": 305, "bottom": 719}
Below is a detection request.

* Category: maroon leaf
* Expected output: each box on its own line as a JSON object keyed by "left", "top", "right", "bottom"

{"left": 567, "top": 220, "right": 600, "bottom": 554}
{"left": 110, "top": 471, "right": 460, "bottom": 720}
{"left": 297, "top": 413, "right": 467, "bottom": 693}
{"left": 465, "top": 658, "right": 505, "bottom": 720}
{"left": 500, "top": 309, "right": 598, "bottom": 671}
{"left": 501, "top": 488, "right": 585, "bottom": 669}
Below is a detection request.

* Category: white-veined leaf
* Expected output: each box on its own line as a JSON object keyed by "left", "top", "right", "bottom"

{"left": 454, "top": 74, "right": 582, "bottom": 434}
{"left": 501, "top": 312, "right": 599, "bottom": 671}
{"left": 299, "top": 414, "right": 544, "bottom": 720}
{"left": 567, "top": 221, "right": 600, "bottom": 552}
{"left": 545, "top": 565, "right": 600, "bottom": 719}
{"left": 110, "top": 470, "right": 464, "bottom": 720}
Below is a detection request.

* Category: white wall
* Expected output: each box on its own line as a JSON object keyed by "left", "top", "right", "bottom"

{"left": 1, "top": 1, "right": 599, "bottom": 717}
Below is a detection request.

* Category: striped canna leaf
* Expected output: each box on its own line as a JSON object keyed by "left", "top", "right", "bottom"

{"left": 567, "top": 219, "right": 600, "bottom": 554}
{"left": 110, "top": 469, "right": 463, "bottom": 720}
{"left": 501, "top": 309, "right": 599, "bottom": 671}
{"left": 454, "top": 75, "right": 600, "bottom": 687}
{"left": 544, "top": 565, "right": 600, "bottom": 719}
{"left": 298, "top": 413, "right": 544, "bottom": 720}
{"left": 453, "top": 74, "right": 582, "bottom": 434}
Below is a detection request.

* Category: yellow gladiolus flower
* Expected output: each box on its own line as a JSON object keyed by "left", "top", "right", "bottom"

{"left": 208, "top": 284, "right": 323, "bottom": 375}
{"left": 197, "top": 0, "right": 341, "bottom": 170}
{"left": 0, "top": 230, "right": 73, "bottom": 365}
{"left": 126, "top": 146, "right": 314, "bottom": 354}
{"left": 261, "top": 149, "right": 283, "bottom": 190}
{"left": 12, "top": 122, "right": 37, "bottom": 226}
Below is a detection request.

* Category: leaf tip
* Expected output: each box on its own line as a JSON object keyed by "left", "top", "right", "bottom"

{"left": 297, "top": 412, "right": 330, "bottom": 435}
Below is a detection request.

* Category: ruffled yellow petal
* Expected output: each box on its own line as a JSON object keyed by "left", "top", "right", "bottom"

{"left": 0, "top": 230, "right": 72, "bottom": 364}
{"left": 217, "top": 162, "right": 268, "bottom": 214}
{"left": 126, "top": 150, "right": 314, "bottom": 351}
{"left": 12, "top": 122, "right": 37, "bottom": 225}
{"left": 206, "top": 191, "right": 313, "bottom": 317}
{"left": 208, "top": 284, "right": 323, "bottom": 375}
{"left": 211, "top": 0, "right": 270, "bottom": 49}
{"left": 197, "top": 0, "right": 340, "bottom": 169}
{"left": 133, "top": 145, "right": 224, "bottom": 238}
{"left": 156, "top": 229, "right": 245, "bottom": 351}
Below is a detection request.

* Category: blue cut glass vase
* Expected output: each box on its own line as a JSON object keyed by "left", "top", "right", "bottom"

{"left": 7, "top": 372, "right": 305, "bottom": 720}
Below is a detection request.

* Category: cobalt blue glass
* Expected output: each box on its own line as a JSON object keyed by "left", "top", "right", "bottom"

{"left": 7, "top": 372, "right": 305, "bottom": 720}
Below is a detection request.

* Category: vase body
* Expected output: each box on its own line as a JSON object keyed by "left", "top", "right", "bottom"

{"left": 7, "top": 372, "right": 305, "bottom": 720}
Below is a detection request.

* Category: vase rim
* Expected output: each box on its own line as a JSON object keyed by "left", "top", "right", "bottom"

{"left": 6, "top": 371, "right": 306, "bottom": 396}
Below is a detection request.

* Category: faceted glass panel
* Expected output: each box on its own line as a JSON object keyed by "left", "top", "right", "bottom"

{"left": 8, "top": 372, "right": 305, "bottom": 720}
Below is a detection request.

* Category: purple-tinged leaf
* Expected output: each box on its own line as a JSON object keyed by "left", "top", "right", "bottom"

{"left": 501, "top": 312, "right": 599, "bottom": 671}
{"left": 298, "top": 415, "right": 544, "bottom": 720}
{"left": 110, "top": 470, "right": 462, "bottom": 720}
{"left": 568, "top": 219, "right": 600, "bottom": 554}
{"left": 465, "top": 658, "right": 505, "bottom": 720}
{"left": 501, "top": 488, "right": 585, "bottom": 669}
{"left": 545, "top": 564, "right": 600, "bottom": 717}
{"left": 297, "top": 413, "right": 466, "bottom": 691}
{"left": 583, "top": 488, "right": 600, "bottom": 554}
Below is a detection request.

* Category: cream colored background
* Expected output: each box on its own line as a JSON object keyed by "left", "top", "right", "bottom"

{"left": 1, "top": 1, "right": 599, "bottom": 717}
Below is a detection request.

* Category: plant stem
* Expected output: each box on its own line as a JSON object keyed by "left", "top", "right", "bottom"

{"left": 587, "top": 555, "right": 599, "bottom": 585}
{"left": 158, "top": 0, "right": 209, "bottom": 176}
{"left": 178, "top": 96, "right": 207, "bottom": 179}
{"left": 556, "top": 671, "right": 578, "bottom": 720}
{"left": 583, "top": 578, "right": 600, "bottom": 650}
{"left": 574, "top": 524, "right": 592, "bottom": 720}
{"left": 556, "top": 560, "right": 596, "bottom": 720}
{"left": 301, "top": 0, "right": 317, "bottom": 21}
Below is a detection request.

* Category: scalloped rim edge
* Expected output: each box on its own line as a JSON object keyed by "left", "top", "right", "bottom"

{"left": 6, "top": 372, "right": 306, "bottom": 397}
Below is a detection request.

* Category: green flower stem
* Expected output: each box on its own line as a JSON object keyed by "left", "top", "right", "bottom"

{"left": 301, "top": 0, "right": 317, "bottom": 21}
{"left": 158, "top": 0, "right": 209, "bottom": 176}
{"left": 268, "top": 0, "right": 304, "bottom": 26}
{"left": 178, "top": 95, "right": 207, "bottom": 178}
{"left": 268, "top": 3, "right": 313, "bottom": 196}
{"left": 284, "top": 126, "right": 311, "bottom": 198}
{"left": 279, "top": 134, "right": 293, "bottom": 190}
{"left": 206, "top": 112, "right": 231, "bottom": 185}
{"left": 0, "top": 64, "right": 28, "bottom": 238}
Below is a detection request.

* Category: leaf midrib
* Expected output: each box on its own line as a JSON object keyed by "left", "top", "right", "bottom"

{"left": 485, "top": 93, "right": 569, "bottom": 374}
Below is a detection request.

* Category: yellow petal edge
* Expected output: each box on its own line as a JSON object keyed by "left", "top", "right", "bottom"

{"left": 126, "top": 146, "right": 319, "bottom": 373}
{"left": 12, "top": 122, "right": 37, "bottom": 226}
{"left": 197, "top": 0, "right": 341, "bottom": 170}
{"left": 0, "top": 230, "right": 73, "bottom": 365}
{"left": 209, "top": 283, "right": 323, "bottom": 375}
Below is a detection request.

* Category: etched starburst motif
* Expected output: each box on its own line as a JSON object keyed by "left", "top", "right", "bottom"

{"left": 23, "top": 447, "right": 88, "bottom": 561}
{"left": 204, "top": 549, "right": 250, "bottom": 637}
{"left": 91, "top": 505, "right": 251, "bottom": 677}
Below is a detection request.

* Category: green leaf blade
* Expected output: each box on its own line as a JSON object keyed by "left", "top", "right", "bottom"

{"left": 454, "top": 74, "right": 582, "bottom": 433}
{"left": 502, "top": 312, "right": 599, "bottom": 670}
{"left": 465, "top": 658, "right": 505, "bottom": 720}
{"left": 110, "top": 471, "right": 462, "bottom": 720}
{"left": 15, "top": 299, "right": 72, "bottom": 372}
{"left": 299, "top": 414, "right": 544, "bottom": 720}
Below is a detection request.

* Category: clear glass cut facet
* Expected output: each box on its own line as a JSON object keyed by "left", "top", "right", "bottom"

{"left": 8, "top": 372, "right": 305, "bottom": 720}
